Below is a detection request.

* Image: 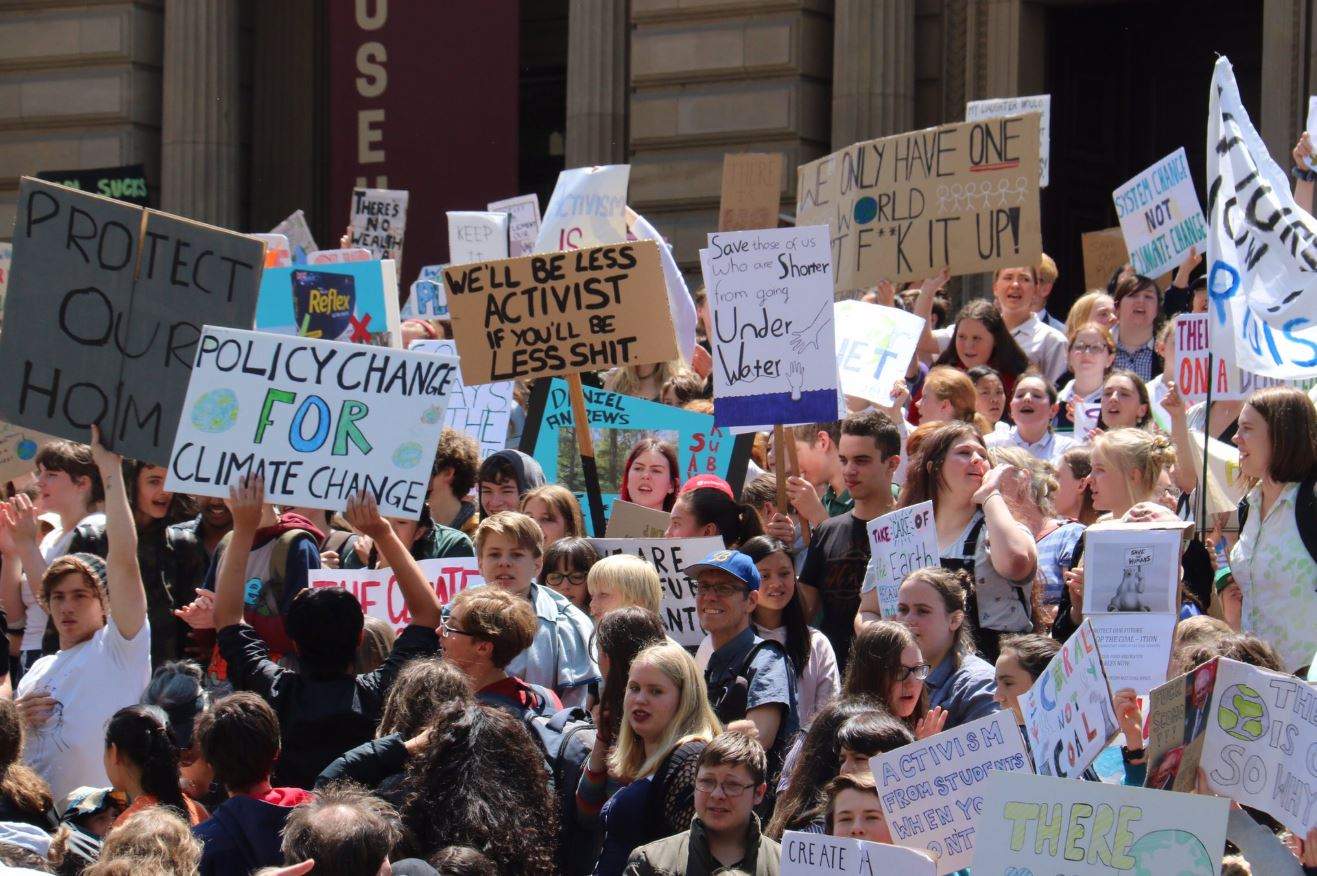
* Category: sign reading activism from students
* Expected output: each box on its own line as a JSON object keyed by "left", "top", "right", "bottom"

{"left": 780, "top": 832, "right": 935, "bottom": 875}
{"left": 701, "top": 226, "right": 839, "bottom": 428}
{"left": 972, "top": 771, "right": 1229, "bottom": 875}
{"left": 1112, "top": 148, "right": 1207, "bottom": 280}
{"left": 720, "top": 153, "right": 784, "bottom": 232}
{"left": 255, "top": 261, "right": 402, "bottom": 348}
{"left": 166, "top": 327, "right": 458, "bottom": 517}
{"left": 487, "top": 194, "right": 542, "bottom": 257}
{"left": 410, "top": 339, "right": 512, "bottom": 459}
{"left": 965, "top": 95, "right": 1051, "bottom": 186}
{"left": 1020, "top": 619, "right": 1119, "bottom": 778}
{"left": 588, "top": 536, "right": 723, "bottom": 646}
{"left": 796, "top": 115, "right": 1043, "bottom": 287}
{"left": 834, "top": 301, "right": 925, "bottom": 405}
{"left": 443, "top": 241, "right": 676, "bottom": 385}
{"left": 535, "top": 165, "right": 629, "bottom": 253}
{"left": 446, "top": 212, "right": 509, "bottom": 265}
{"left": 1174, "top": 312, "right": 1242, "bottom": 402}
{"left": 864, "top": 501, "right": 936, "bottom": 618}
{"left": 0, "top": 178, "right": 264, "bottom": 464}
{"left": 349, "top": 187, "right": 409, "bottom": 263}
{"left": 869, "top": 711, "right": 1031, "bottom": 874}
{"left": 35, "top": 163, "right": 150, "bottom": 206}
{"left": 311, "top": 558, "right": 484, "bottom": 633}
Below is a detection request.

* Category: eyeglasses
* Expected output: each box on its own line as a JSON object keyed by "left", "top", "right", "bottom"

{"left": 896, "top": 663, "right": 931, "bottom": 682}
{"left": 545, "top": 571, "right": 588, "bottom": 586}
{"left": 440, "top": 618, "right": 475, "bottom": 639}
{"left": 695, "top": 776, "right": 755, "bottom": 797}
{"left": 1071, "top": 343, "right": 1110, "bottom": 355}
{"left": 692, "top": 582, "right": 748, "bottom": 598}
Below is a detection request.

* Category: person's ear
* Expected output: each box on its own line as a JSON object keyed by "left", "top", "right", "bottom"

{"left": 532, "top": 551, "right": 545, "bottom": 577}
{"left": 948, "top": 609, "right": 964, "bottom": 634}
{"left": 753, "top": 782, "right": 767, "bottom": 806}
{"left": 885, "top": 455, "right": 901, "bottom": 477}
{"left": 699, "top": 522, "right": 719, "bottom": 538}
{"left": 474, "top": 638, "right": 495, "bottom": 661}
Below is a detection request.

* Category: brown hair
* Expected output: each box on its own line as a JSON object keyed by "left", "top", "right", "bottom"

{"left": 520, "top": 485, "right": 585, "bottom": 540}
{"left": 432, "top": 427, "right": 480, "bottom": 501}
{"left": 934, "top": 299, "right": 1030, "bottom": 378}
{"left": 94, "top": 807, "right": 202, "bottom": 874}
{"left": 901, "top": 567, "right": 977, "bottom": 660}
{"left": 0, "top": 700, "right": 52, "bottom": 818}
{"left": 843, "top": 621, "right": 928, "bottom": 731}
{"left": 923, "top": 366, "right": 983, "bottom": 428}
{"left": 617, "top": 439, "right": 680, "bottom": 511}
{"left": 1058, "top": 445, "right": 1097, "bottom": 525}
{"left": 377, "top": 656, "right": 472, "bottom": 738}
{"left": 824, "top": 771, "right": 880, "bottom": 833}
{"left": 998, "top": 633, "right": 1060, "bottom": 680}
{"left": 39, "top": 554, "right": 107, "bottom": 610}
{"left": 1112, "top": 273, "right": 1163, "bottom": 312}
{"left": 34, "top": 440, "right": 104, "bottom": 504}
{"left": 897, "top": 421, "right": 986, "bottom": 517}
{"left": 1243, "top": 387, "right": 1317, "bottom": 483}
{"left": 1098, "top": 369, "right": 1153, "bottom": 430}
{"left": 450, "top": 587, "right": 538, "bottom": 669}
{"left": 282, "top": 783, "right": 401, "bottom": 876}
{"left": 697, "top": 731, "right": 767, "bottom": 787}
{"left": 474, "top": 510, "right": 545, "bottom": 558}
{"left": 196, "top": 692, "right": 280, "bottom": 792}
{"left": 788, "top": 421, "right": 842, "bottom": 446}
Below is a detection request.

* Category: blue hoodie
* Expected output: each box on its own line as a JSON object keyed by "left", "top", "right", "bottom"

{"left": 194, "top": 787, "right": 314, "bottom": 876}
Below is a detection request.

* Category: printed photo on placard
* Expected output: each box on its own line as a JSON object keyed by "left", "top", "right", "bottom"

{"left": 256, "top": 261, "right": 401, "bottom": 348}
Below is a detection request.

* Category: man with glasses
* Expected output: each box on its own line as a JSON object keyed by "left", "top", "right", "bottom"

{"left": 624, "top": 731, "right": 781, "bottom": 875}
{"left": 685, "top": 550, "right": 798, "bottom": 794}
{"left": 442, "top": 586, "right": 560, "bottom": 720}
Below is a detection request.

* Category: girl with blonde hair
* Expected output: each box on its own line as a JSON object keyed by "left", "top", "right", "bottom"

{"left": 586, "top": 554, "right": 663, "bottom": 621}
{"left": 916, "top": 366, "right": 993, "bottom": 434}
{"left": 1064, "top": 290, "right": 1118, "bottom": 338}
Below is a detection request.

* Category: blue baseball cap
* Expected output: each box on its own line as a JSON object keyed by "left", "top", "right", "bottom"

{"left": 683, "top": 549, "right": 761, "bottom": 591}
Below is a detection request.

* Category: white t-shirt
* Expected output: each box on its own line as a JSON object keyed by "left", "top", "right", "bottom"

{"left": 21, "top": 513, "right": 105, "bottom": 651}
{"left": 16, "top": 619, "right": 151, "bottom": 805}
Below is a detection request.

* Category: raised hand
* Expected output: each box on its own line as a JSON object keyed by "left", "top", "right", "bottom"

{"left": 345, "top": 491, "right": 391, "bottom": 540}
{"left": 88, "top": 424, "right": 122, "bottom": 478}
{"left": 227, "top": 475, "right": 266, "bottom": 533}
{"left": 915, "top": 707, "right": 948, "bottom": 740}
{"left": 174, "top": 590, "right": 216, "bottom": 630}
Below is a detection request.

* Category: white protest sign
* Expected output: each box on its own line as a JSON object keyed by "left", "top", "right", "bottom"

{"left": 271, "top": 209, "right": 319, "bottom": 261}
{"left": 702, "top": 225, "right": 839, "bottom": 429}
{"left": 1089, "top": 614, "right": 1177, "bottom": 695}
{"left": 870, "top": 711, "right": 1031, "bottom": 875}
{"left": 966, "top": 94, "right": 1051, "bottom": 186}
{"left": 1174, "top": 312, "right": 1242, "bottom": 402}
{"left": 833, "top": 301, "right": 925, "bottom": 404}
{"left": 166, "top": 326, "right": 458, "bottom": 517}
{"left": 1074, "top": 400, "right": 1101, "bottom": 444}
{"left": 401, "top": 264, "right": 448, "bottom": 320}
{"left": 588, "top": 536, "right": 724, "bottom": 647}
{"left": 350, "top": 187, "right": 408, "bottom": 263}
{"left": 863, "top": 501, "right": 936, "bottom": 619}
{"left": 310, "top": 558, "right": 483, "bottom": 633}
{"left": 534, "top": 165, "right": 630, "bottom": 253}
{"left": 446, "top": 211, "right": 509, "bottom": 265}
{"left": 1020, "top": 618, "right": 1119, "bottom": 778}
{"left": 305, "top": 248, "right": 373, "bottom": 265}
{"left": 488, "top": 194, "right": 542, "bottom": 257}
{"left": 779, "top": 832, "right": 935, "bottom": 875}
{"left": 972, "top": 771, "right": 1229, "bottom": 875}
{"left": 1208, "top": 57, "right": 1317, "bottom": 377}
{"left": 410, "top": 339, "right": 511, "bottom": 459}
{"left": 1112, "top": 148, "right": 1207, "bottom": 280}
{"left": 629, "top": 208, "right": 699, "bottom": 364}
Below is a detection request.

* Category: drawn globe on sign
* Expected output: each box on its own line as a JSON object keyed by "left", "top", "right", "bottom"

{"left": 420, "top": 405, "right": 445, "bottom": 425}
{"left": 190, "top": 389, "right": 239, "bottom": 434}
{"left": 16, "top": 439, "right": 37, "bottom": 460}
{"left": 393, "top": 442, "right": 423, "bottom": 470}
{"left": 1129, "top": 829, "right": 1214, "bottom": 876}
{"left": 1217, "top": 683, "right": 1268, "bottom": 742}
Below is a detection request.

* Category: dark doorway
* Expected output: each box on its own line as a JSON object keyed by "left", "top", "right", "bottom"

{"left": 1043, "top": 0, "right": 1263, "bottom": 311}
{"left": 519, "top": 0, "right": 569, "bottom": 207}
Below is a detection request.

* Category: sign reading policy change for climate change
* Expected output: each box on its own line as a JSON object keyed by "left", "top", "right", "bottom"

{"left": 166, "top": 326, "right": 459, "bottom": 517}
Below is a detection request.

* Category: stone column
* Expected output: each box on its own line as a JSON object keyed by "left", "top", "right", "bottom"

{"left": 565, "top": 0, "right": 628, "bottom": 167}
{"left": 832, "top": 0, "right": 915, "bottom": 148}
{"left": 160, "top": 0, "right": 242, "bottom": 227}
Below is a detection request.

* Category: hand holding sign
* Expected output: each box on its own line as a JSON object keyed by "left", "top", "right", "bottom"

{"left": 346, "top": 491, "right": 391, "bottom": 540}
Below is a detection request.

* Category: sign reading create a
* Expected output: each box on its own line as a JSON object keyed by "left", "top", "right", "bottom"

{"left": 0, "top": 178, "right": 263, "bottom": 464}
{"left": 166, "top": 326, "right": 457, "bottom": 517}
{"left": 796, "top": 115, "right": 1043, "bottom": 286}
{"left": 35, "top": 163, "right": 150, "bottom": 206}
{"left": 444, "top": 241, "right": 676, "bottom": 385}
{"left": 1112, "top": 148, "right": 1207, "bottom": 280}
{"left": 311, "top": 558, "right": 484, "bottom": 633}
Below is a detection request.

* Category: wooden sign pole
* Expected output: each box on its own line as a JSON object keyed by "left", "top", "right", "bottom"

{"left": 567, "top": 373, "right": 608, "bottom": 536}
{"left": 773, "top": 424, "right": 788, "bottom": 511}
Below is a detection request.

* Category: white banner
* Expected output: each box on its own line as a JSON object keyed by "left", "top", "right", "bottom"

{"left": 534, "top": 165, "right": 630, "bottom": 253}
{"left": 780, "top": 832, "right": 935, "bottom": 875}
{"left": 966, "top": 95, "right": 1051, "bottom": 186}
{"left": 488, "top": 194, "right": 542, "bottom": 258}
{"left": 310, "top": 558, "right": 484, "bottom": 632}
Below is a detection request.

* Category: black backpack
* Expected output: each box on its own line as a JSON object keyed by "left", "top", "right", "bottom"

{"left": 1237, "top": 473, "right": 1317, "bottom": 567}
{"left": 705, "top": 638, "right": 788, "bottom": 724}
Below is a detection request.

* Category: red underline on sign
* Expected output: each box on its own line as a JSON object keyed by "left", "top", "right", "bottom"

{"left": 970, "top": 161, "right": 1021, "bottom": 172}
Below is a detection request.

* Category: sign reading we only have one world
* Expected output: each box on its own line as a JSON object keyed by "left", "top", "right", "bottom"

{"left": 0, "top": 178, "right": 263, "bottom": 465}
{"left": 166, "top": 327, "right": 458, "bottom": 517}
{"left": 796, "top": 115, "right": 1042, "bottom": 287}
{"left": 444, "top": 241, "right": 676, "bottom": 385}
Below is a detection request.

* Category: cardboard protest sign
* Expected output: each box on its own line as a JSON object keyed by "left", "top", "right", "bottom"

{"left": 0, "top": 422, "right": 53, "bottom": 485}
{"left": 588, "top": 536, "right": 723, "bottom": 646}
{"left": 870, "top": 711, "right": 1031, "bottom": 874}
{"left": 271, "top": 209, "right": 318, "bottom": 262}
{"left": 166, "top": 326, "right": 458, "bottom": 517}
{"left": 35, "top": 163, "right": 149, "bottom": 206}
{"left": 310, "top": 558, "right": 483, "bottom": 633}
{"left": 401, "top": 264, "right": 448, "bottom": 320}
{"left": 834, "top": 301, "right": 925, "bottom": 404}
{"left": 965, "top": 95, "right": 1051, "bottom": 186}
{"left": 1174, "top": 312, "right": 1242, "bottom": 402}
{"left": 519, "top": 379, "right": 752, "bottom": 536}
{"left": 973, "top": 771, "right": 1229, "bottom": 875}
{"left": 796, "top": 115, "right": 1042, "bottom": 287}
{"left": 1020, "top": 618, "right": 1119, "bottom": 778}
{"left": 604, "top": 500, "right": 671, "bottom": 538}
{"left": 447, "top": 212, "right": 509, "bottom": 265}
{"left": 409, "top": 340, "right": 511, "bottom": 459}
{"left": 349, "top": 188, "right": 408, "bottom": 263}
{"left": 1113, "top": 148, "right": 1207, "bottom": 280}
{"left": 487, "top": 194, "right": 542, "bottom": 257}
{"left": 443, "top": 241, "right": 676, "bottom": 385}
{"left": 0, "top": 178, "right": 263, "bottom": 464}
{"left": 306, "top": 248, "right": 373, "bottom": 265}
{"left": 780, "top": 832, "right": 935, "bottom": 875}
{"left": 535, "top": 165, "right": 630, "bottom": 253}
{"left": 256, "top": 262, "right": 401, "bottom": 348}
{"left": 863, "top": 501, "right": 936, "bottom": 618}
{"left": 720, "top": 153, "right": 783, "bottom": 232}
{"left": 702, "top": 226, "right": 839, "bottom": 428}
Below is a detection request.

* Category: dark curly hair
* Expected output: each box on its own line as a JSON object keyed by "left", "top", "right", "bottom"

{"left": 377, "top": 657, "right": 472, "bottom": 738}
{"left": 400, "top": 703, "right": 558, "bottom": 874}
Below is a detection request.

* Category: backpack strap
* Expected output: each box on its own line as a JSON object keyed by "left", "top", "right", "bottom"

{"left": 264, "top": 529, "right": 313, "bottom": 615}
{"left": 962, "top": 514, "right": 987, "bottom": 566}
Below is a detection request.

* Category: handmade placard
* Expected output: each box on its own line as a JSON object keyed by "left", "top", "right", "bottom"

{"left": 0, "top": 178, "right": 263, "bottom": 464}
{"left": 535, "top": 165, "right": 629, "bottom": 253}
{"left": 447, "top": 211, "right": 509, "bottom": 265}
{"left": 702, "top": 225, "right": 839, "bottom": 428}
{"left": 1112, "top": 148, "right": 1207, "bottom": 281}
{"left": 1020, "top": 618, "right": 1119, "bottom": 778}
{"left": 604, "top": 500, "right": 671, "bottom": 538}
{"left": 779, "top": 832, "right": 935, "bottom": 875}
{"left": 834, "top": 301, "right": 924, "bottom": 405}
{"left": 35, "top": 163, "right": 150, "bottom": 205}
{"left": 401, "top": 264, "right": 448, "bottom": 320}
{"left": 720, "top": 153, "right": 784, "bottom": 232}
{"left": 255, "top": 261, "right": 401, "bottom": 348}
{"left": 965, "top": 95, "right": 1051, "bottom": 186}
{"left": 862, "top": 501, "right": 936, "bottom": 618}
{"left": 166, "top": 326, "right": 458, "bottom": 517}
{"left": 588, "top": 536, "right": 723, "bottom": 646}
{"left": 1174, "top": 312, "right": 1242, "bottom": 402}
{"left": 796, "top": 115, "right": 1042, "bottom": 287}
{"left": 310, "top": 558, "right": 484, "bottom": 633}
{"left": 349, "top": 187, "right": 408, "bottom": 263}
{"left": 410, "top": 339, "right": 512, "bottom": 459}
{"left": 271, "top": 209, "right": 318, "bottom": 262}
{"left": 0, "top": 422, "right": 53, "bottom": 485}
{"left": 487, "top": 194, "right": 542, "bottom": 257}
{"left": 444, "top": 241, "right": 676, "bottom": 385}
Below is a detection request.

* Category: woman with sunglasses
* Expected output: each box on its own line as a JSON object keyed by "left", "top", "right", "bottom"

{"left": 540, "top": 537, "right": 599, "bottom": 614}
{"left": 841, "top": 620, "right": 946, "bottom": 738}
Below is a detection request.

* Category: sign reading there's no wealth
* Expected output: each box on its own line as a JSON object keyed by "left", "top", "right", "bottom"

{"left": 444, "top": 240, "right": 676, "bottom": 385}
{"left": 796, "top": 115, "right": 1043, "bottom": 287}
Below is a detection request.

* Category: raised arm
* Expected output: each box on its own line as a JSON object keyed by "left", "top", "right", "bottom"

{"left": 1293, "top": 134, "right": 1315, "bottom": 214}
{"left": 912, "top": 269, "right": 950, "bottom": 364}
{"left": 345, "top": 493, "right": 442, "bottom": 629}
{"left": 973, "top": 465, "right": 1038, "bottom": 581}
{"left": 1161, "top": 381, "right": 1199, "bottom": 495}
{"left": 90, "top": 427, "right": 146, "bottom": 639}
{"left": 213, "top": 474, "right": 265, "bottom": 630}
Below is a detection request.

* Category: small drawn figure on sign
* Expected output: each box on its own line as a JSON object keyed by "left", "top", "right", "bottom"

{"left": 1107, "top": 564, "right": 1151, "bottom": 612}
{"left": 786, "top": 362, "right": 804, "bottom": 401}
{"left": 788, "top": 301, "right": 830, "bottom": 354}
